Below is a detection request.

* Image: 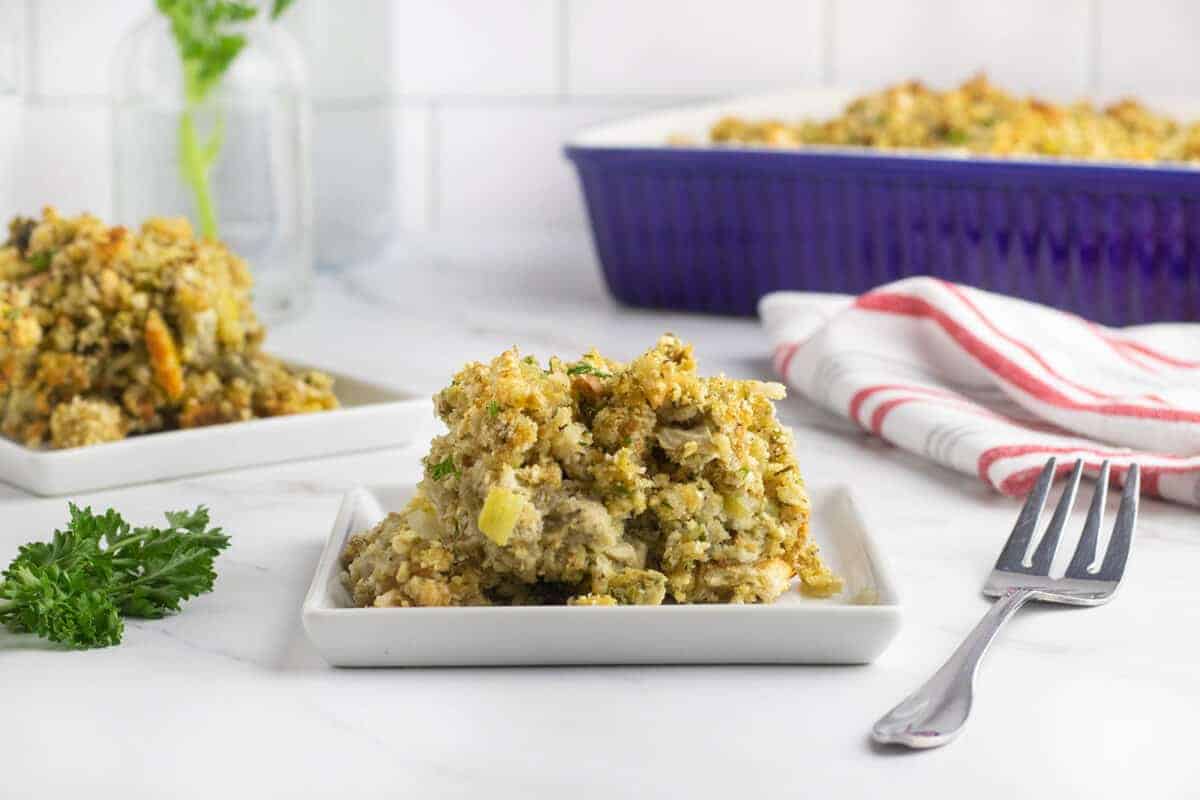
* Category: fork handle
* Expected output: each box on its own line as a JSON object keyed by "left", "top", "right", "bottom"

{"left": 872, "top": 588, "right": 1034, "bottom": 749}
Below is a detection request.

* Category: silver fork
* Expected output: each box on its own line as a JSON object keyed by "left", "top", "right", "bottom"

{"left": 872, "top": 457, "right": 1140, "bottom": 749}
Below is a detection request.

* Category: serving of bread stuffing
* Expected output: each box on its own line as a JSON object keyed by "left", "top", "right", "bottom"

{"left": 341, "top": 335, "right": 840, "bottom": 607}
{"left": 706, "top": 74, "right": 1200, "bottom": 163}
{"left": 0, "top": 208, "right": 337, "bottom": 449}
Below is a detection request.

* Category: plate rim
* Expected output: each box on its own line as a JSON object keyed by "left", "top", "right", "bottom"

{"left": 0, "top": 368, "right": 435, "bottom": 495}
{"left": 0, "top": 363, "right": 427, "bottom": 463}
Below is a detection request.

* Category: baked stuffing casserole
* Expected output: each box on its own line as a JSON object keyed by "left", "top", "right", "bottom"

{"left": 708, "top": 74, "right": 1200, "bottom": 163}
{"left": 0, "top": 208, "right": 337, "bottom": 449}
{"left": 341, "top": 335, "right": 839, "bottom": 607}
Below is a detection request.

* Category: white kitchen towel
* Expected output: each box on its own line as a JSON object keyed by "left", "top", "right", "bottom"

{"left": 760, "top": 277, "right": 1200, "bottom": 507}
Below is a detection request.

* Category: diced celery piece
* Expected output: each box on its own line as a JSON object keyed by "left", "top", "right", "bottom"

{"left": 477, "top": 486, "right": 524, "bottom": 546}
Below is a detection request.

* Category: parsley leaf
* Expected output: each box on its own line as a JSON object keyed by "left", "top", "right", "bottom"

{"left": 271, "top": 0, "right": 296, "bottom": 19}
{"left": 486, "top": 400, "right": 501, "bottom": 417}
{"left": 110, "top": 506, "right": 230, "bottom": 619}
{"left": 430, "top": 457, "right": 458, "bottom": 480}
{"left": 0, "top": 504, "right": 229, "bottom": 649}
{"left": 156, "top": 0, "right": 258, "bottom": 103}
{"left": 28, "top": 250, "right": 52, "bottom": 272}
{"left": 4, "top": 308, "right": 20, "bottom": 321}
{"left": 567, "top": 362, "right": 612, "bottom": 378}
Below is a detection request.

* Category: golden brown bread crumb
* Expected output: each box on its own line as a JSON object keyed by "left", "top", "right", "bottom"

{"left": 567, "top": 594, "right": 619, "bottom": 606}
{"left": 49, "top": 397, "right": 125, "bottom": 449}
{"left": 341, "top": 335, "right": 841, "bottom": 607}
{"left": 0, "top": 207, "right": 338, "bottom": 449}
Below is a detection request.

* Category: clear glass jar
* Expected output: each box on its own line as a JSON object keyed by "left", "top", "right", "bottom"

{"left": 0, "top": 0, "right": 21, "bottom": 218}
{"left": 111, "top": 13, "right": 313, "bottom": 323}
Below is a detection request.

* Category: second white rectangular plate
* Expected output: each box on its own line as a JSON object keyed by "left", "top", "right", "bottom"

{"left": 302, "top": 483, "right": 902, "bottom": 666}
{"left": 0, "top": 365, "right": 435, "bottom": 496}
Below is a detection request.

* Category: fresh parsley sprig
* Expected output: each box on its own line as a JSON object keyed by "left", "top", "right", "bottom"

{"left": 157, "top": 0, "right": 258, "bottom": 104}
{"left": 0, "top": 504, "right": 230, "bottom": 649}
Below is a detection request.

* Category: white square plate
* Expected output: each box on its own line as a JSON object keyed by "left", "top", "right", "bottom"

{"left": 0, "top": 365, "right": 434, "bottom": 496}
{"left": 302, "top": 483, "right": 903, "bottom": 666}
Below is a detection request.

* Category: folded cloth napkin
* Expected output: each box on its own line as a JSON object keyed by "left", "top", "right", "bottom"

{"left": 760, "top": 277, "right": 1200, "bottom": 507}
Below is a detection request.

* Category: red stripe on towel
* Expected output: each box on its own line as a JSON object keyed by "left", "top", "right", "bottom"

{"left": 938, "top": 281, "right": 1113, "bottom": 400}
{"left": 773, "top": 341, "right": 801, "bottom": 377}
{"left": 998, "top": 459, "right": 1158, "bottom": 498}
{"left": 855, "top": 291, "right": 1200, "bottom": 424}
{"left": 976, "top": 443, "right": 1200, "bottom": 498}
{"left": 848, "top": 383, "right": 960, "bottom": 429}
{"left": 1108, "top": 339, "right": 1200, "bottom": 370}
{"left": 868, "top": 394, "right": 1068, "bottom": 436}
{"left": 1084, "top": 321, "right": 1161, "bottom": 374}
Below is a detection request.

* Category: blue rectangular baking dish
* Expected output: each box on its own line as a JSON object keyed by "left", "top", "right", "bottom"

{"left": 565, "top": 89, "right": 1200, "bottom": 325}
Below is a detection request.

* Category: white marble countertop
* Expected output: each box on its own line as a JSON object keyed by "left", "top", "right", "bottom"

{"left": 4, "top": 234, "right": 1198, "bottom": 798}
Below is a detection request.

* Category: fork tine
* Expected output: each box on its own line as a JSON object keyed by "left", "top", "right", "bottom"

{"left": 995, "top": 457, "right": 1057, "bottom": 571}
{"left": 1097, "top": 464, "right": 1140, "bottom": 581}
{"left": 1065, "top": 460, "right": 1110, "bottom": 578}
{"left": 1029, "top": 459, "right": 1084, "bottom": 574}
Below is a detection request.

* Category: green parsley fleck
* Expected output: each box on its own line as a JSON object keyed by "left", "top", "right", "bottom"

{"left": 4, "top": 308, "right": 20, "bottom": 322}
{"left": 28, "top": 250, "right": 53, "bottom": 272}
{"left": 430, "top": 457, "right": 458, "bottom": 481}
{"left": 486, "top": 400, "right": 500, "bottom": 418}
{"left": 567, "top": 362, "right": 612, "bottom": 379}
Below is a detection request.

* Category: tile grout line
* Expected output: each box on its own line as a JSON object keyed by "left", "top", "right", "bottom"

{"left": 22, "top": 0, "right": 36, "bottom": 96}
{"left": 394, "top": 100, "right": 407, "bottom": 232}
{"left": 821, "top": 0, "right": 836, "bottom": 85}
{"left": 556, "top": 0, "right": 570, "bottom": 101}
{"left": 20, "top": 94, "right": 110, "bottom": 108}
{"left": 1086, "top": 0, "right": 1101, "bottom": 93}
{"left": 426, "top": 102, "right": 439, "bottom": 232}
{"left": 311, "top": 94, "right": 717, "bottom": 112}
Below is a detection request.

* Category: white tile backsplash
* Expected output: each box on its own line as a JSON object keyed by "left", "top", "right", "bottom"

{"left": 832, "top": 0, "right": 1091, "bottom": 98}
{"left": 399, "top": 103, "right": 431, "bottom": 231}
{"left": 567, "top": 0, "right": 823, "bottom": 95}
{"left": 0, "top": 98, "right": 21, "bottom": 218}
{"left": 391, "top": 0, "right": 559, "bottom": 96}
{"left": 436, "top": 102, "right": 657, "bottom": 229}
{"left": 0, "top": 0, "right": 24, "bottom": 93}
{"left": 1096, "top": 0, "right": 1200, "bottom": 96}
{"left": 32, "top": 0, "right": 146, "bottom": 97}
{"left": 311, "top": 105, "right": 403, "bottom": 267}
{"left": 10, "top": 102, "right": 110, "bottom": 218}
{"left": 283, "top": 0, "right": 394, "bottom": 101}
{"left": 6, "top": 0, "right": 1200, "bottom": 261}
